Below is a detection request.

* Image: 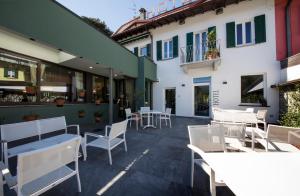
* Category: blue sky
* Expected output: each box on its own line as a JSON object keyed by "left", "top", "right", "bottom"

{"left": 57, "top": 0, "right": 184, "bottom": 32}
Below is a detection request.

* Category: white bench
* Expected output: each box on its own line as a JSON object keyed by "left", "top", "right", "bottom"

{"left": 0, "top": 136, "right": 82, "bottom": 196}
{"left": 0, "top": 116, "right": 86, "bottom": 167}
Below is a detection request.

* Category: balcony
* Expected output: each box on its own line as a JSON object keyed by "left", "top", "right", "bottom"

{"left": 180, "top": 40, "right": 221, "bottom": 73}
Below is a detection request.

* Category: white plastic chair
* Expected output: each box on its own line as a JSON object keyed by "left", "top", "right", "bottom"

{"left": 0, "top": 136, "right": 82, "bottom": 196}
{"left": 211, "top": 121, "right": 252, "bottom": 152}
{"left": 159, "top": 108, "right": 172, "bottom": 128}
{"left": 84, "top": 120, "right": 128, "bottom": 165}
{"left": 256, "top": 124, "right": 300, "bottom": 152}
{"left": 256, "top": 110, "right": 268, "bottom": 131}
{"left": 187, "top": 124, "right": 226, "bottom": 196}
{"left": 140, "top": 107, "right": 151, "bottom": 126}
{"left": 125, "top": 108, "right": 141, "bottom": 130}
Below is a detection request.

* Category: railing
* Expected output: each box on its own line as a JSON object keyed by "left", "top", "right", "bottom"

{"left": 180, "top": 40, "right": 221, "bottom": 64}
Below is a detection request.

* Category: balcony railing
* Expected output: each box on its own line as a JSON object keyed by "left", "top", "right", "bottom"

{"left": 180, "top": 39, "right": 221, "bottom": 65}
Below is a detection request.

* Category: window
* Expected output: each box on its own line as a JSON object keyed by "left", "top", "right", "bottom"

{"left": 241, "top": 74, "right": 264, "bottom": 104}
{"left": 236, "top": 21, "right": 253, "bottom": 46}
{"left": 93, "top": 76, "right": 108, "bottom": 103}
{"left": 0, "top": 53, "right": 37, "bottom": 103}
{"left": 163, "top": 39, "right": 173, "bottom": 59}
{"left": 40, "top": 63, "right": 85, "bottom": 103}
{"left": 236, "top": 24, "right": 243, "bottom": 45}
{"left": 140, "top": 46, "right": 147, "bottom": 57}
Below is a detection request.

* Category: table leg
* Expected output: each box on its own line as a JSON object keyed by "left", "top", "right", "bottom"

{"left": 210, "top": 168, "right": 216, "bottom": 196}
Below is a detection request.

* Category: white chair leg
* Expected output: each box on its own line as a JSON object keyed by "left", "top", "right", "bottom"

{"left": 169, "top": 118, "right": 172, "bottom": 128}
{"left": 191, "top": 151, "right": 194, "bottom": 188}
{"left": 81, "top": 138, "right": 87, "bottom": 161}
{"left": 75, "top": 161, "right": 82, "bottom": 192}
{"left": 136, "top": 120, "right": 138, "bottom": 131}
{"left": 124, "top": 140, "right": 128, "bottom": 152}
{"left": 129, "top": 119, "right": 132, "bottom": 127}
{"left": 209, "top": 168, "right": 216, "bottom": 196}
{"left": 165, "top": 119, "right": 167, "bottom": 126}
{"left": 108, "top": 149, "right": 112, "bottom": 165}
{"left": 160, "top": 118, "right": 162, "bottom": 129}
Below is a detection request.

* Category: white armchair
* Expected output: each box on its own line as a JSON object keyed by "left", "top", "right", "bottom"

{"left": 125, "top": 108, "right": 141, "bottom": 130}
{"left": 85, "top": 120, "right": 128, "bottom": 165}
{"left": 257, "top": 110, "right": 268, "bottom": 131}
{"left": 187, "top": 124, "right": 226, "bottom": 196}
{"left": 159, "top": 108, "right": 172, "bottom": 128}
{"left": 0, "top": 136, "right": 82, "bottom": 196}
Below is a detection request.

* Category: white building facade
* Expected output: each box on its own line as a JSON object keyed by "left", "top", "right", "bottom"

{"left": 114, "top": 0, "right": 280, "bottom": 122}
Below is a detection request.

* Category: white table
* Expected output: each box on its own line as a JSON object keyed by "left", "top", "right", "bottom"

{"left": 141, "top": 110, "right": 162, "bottom": 129}
{"left": 202, "top": 152, "right": 300, "bottom": 196}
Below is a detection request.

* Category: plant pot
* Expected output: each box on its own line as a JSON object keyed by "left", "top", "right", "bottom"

{"left": 25, "top": 86, "right": 36, "bottom": 95}
{"left": 78, "top": 112, "right": 85, "bottom": 118}
{"left": 55, "top": 98, "right": 65, "bottom": 107}
{"left": 95, "top": 99, "right": 101, "bottom": 105}
{"left": 23, "top": 114, "right": 39, "bottom": 121}
{"left": 79, "top": 91, "right": 85, "bottom": 98}
{"left": 95, "top": 117, "right": 101, "bottom": 123}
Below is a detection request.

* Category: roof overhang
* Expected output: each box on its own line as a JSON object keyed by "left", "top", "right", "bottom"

{"left": 112, "top": 0, "right": 246, "bottom": 41}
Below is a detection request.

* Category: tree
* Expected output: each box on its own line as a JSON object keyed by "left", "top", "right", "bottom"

{"left": 82, "top": 16, "right": 113, "bottom": 37}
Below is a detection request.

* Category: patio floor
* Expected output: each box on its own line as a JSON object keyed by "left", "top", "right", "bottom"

{"left": 4, "top": 117, "right": 235, "bottom": 196}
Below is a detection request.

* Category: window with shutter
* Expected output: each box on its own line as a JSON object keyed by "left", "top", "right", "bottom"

{"left": 226, "top": 22, "right": 236, "bottom": 48}
{"left": 156, "top": 40, "right": 162, "bottom": 61}
{"left": 134, "top": 47, "right": 139, "bottom": 56}
{"left": 254, "top": 14, "right": 266, "bottom": 44}
{"left": 172, "top": 36, "right": 178, "bottom": 58}
{"left": 186, "top": 32, "right": 194, "bottom": 62}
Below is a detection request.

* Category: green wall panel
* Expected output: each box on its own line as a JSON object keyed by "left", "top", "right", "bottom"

{"left": 0, "top": 0, "right": 138, "bottom": 77}
{"left": 0, "top": 104, "right": 110, "bottom": 125}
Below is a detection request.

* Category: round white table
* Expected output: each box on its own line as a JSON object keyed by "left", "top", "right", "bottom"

{"left": 141, "top": 110, "right": 162, "bottom": 129}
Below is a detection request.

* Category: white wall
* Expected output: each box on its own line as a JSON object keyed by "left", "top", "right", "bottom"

{"left": 124, "top": 0, "right": 280, "bottom": 122}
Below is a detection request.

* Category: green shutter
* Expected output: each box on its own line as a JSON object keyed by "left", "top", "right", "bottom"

{"left": 254, "top": 14, "right": 266, "bottom": 44}
{"left": 146, "top": 43, "right": 151, "bottom": 57}
{"left": 208, "top": 26, "right": 216, "bottom": 49}
{"left": 156, "top": 40, "right": 162, "bottom": 61}
{"left": 134, "top": 47, "right": 138, "bottom": 56}
{"left": 186, "top": 32, "right": 193, "bottom": 62}
{"left": 226, "top": 22, "right": 236, "bottom": 48}
{"left": 172, "top": 35, "right": 178, "bottom": 58}
{"left": 4, "top": 67, "right": 8, "bottom": 77}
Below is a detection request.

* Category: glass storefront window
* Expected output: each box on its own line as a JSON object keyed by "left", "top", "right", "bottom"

{"left": 92, "top": 76, "right": 108, "bottom": 103}
{"left": 0, "top": 54, "right": 37, "bottom": 103}
{"left": 40, "top": 63, "right": 85, "bottom": 103}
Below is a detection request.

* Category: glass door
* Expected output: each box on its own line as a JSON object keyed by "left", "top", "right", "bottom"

{"left": 194, "top": 85, "right": 210, "bottom": 117}
{"left": 195, "top": 31, "right": 208, "bottom": 61}
{"left": 165, "top": 88, "right": 176, "bottom": 114}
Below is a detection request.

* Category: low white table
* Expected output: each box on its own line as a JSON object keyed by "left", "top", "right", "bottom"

{"left": 202, "top": 152, "right": 300, "bottom": 196}
{"left": 141, "top": 110, "right": 162, "bottom": 129}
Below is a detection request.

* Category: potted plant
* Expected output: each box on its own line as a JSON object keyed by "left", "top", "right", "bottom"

{"left": 55, "top": 97, "right": 65, "bottom": 107}
{"left": 25, "top": 84, "right": 36, "bottom": 95}
{"left": 95, "top": 99, "right": 101, "bottom": 105}
{"left": 78, "top": 89, "right": 86, "bottom": 98}
{"left": 23, "top": 113, "right": 39, "bottom": 121}
{"left": 78, "top": 110, "right": 85, "bottom": 118}
{"left": 94, "top": 111, "right": 103, "bottom": 123}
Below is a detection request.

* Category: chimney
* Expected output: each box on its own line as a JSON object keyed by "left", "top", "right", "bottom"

{"left": 139, "top": 8, "right": 146, "bottom": 20}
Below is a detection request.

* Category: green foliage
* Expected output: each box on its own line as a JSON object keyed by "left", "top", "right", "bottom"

{"left": 94, "top": 111, "right": 103, "bottom": 117}
{"left": 280, "top": 84, "right": 300, "bottom": 127}
{"left": 82, "top": 16, "right": 113, "bottom": 37}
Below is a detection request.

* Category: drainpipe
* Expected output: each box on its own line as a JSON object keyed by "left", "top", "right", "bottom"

{"left": 286, "top": 0, "right": 292, "bottom": 57}
{"left": 109, "top": 68, "right": 113, "bottom": 124}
